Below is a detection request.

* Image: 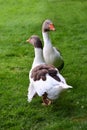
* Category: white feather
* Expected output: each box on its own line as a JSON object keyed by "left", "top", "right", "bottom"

{"left": 42, "top": 32, "right": 64, "bottom": 68}
{"left": 29, "top": 73, "right": 72, "bottom": 101}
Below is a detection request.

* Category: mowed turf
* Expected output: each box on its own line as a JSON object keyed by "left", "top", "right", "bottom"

{"left": 0, "top": 0, "right": 87, "bottom": 130}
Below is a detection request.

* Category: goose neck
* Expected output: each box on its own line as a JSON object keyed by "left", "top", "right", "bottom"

{"left": 42, "top": 32, "right": 52, "bottom": 46}
{"left": 32, "top": 48, "right": 45, "bottom": 68}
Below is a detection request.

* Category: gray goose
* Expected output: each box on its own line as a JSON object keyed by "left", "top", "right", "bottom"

{"left": 42, "top": 19, "right": 64, "bottom": 71}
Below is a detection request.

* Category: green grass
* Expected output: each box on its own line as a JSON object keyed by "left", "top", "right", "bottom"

{"left": 0, "top": 0, "right": 87, "bottom": 130}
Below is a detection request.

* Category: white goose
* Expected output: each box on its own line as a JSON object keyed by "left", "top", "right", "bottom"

{"left": 42, "top": 19, "right": 64, "bottom": 71}
{"left": 26, "top": 35, "right": 72, "bottom": 105}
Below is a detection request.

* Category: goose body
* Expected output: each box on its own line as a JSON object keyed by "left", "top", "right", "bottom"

{"left": 26, "top": 35, "right": 72, "bottom": 105}
{"left": 42, "top": 19, "right": 64, "bottom": 71}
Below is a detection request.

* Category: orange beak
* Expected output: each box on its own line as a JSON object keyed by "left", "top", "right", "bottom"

{"left": 49, "top": 24, "right": 55, "bottom": 31}
{"left": 26, "top": 39, "right": 30, "bottom": 43}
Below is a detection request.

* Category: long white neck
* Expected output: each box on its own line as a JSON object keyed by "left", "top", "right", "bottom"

{"left": 42, "top": 32, "right": 52, "bottom": 48}
{"left": 32, "top": 48, "right": 45, "bottom": 69}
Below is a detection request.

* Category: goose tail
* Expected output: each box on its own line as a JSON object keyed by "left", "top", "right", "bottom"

{"left": 62, "top": 83, "right": 73, "bottom": 89}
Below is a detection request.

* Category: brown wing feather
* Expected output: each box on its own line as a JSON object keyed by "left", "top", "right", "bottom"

{"left": 31, "top": 64, "right": 61, "bottom": 82}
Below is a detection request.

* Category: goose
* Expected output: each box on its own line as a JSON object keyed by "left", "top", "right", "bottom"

{"left": 26, "top": 35, "right": 72, "bottom": 105}
{"left": 42, "top": 19, "right": 64, "bottom": 71}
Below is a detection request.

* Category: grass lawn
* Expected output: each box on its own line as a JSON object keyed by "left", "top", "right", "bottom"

{"left": 0, "top": 0, "right": 87, "bottom": 130}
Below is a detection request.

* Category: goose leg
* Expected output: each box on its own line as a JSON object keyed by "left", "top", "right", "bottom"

{"left": 42, "top": 92, "right": 52, "bottom": 105}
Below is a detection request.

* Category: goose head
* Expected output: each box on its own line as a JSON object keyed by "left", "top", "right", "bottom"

{"left": 26, "top": 35, "right": 45, "bottom": 68}
{"left": 42, "top": 19, "right": 55, "bottom": 32}
{"left": 26, "top": 35, "right": 43, "bottom": 49}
